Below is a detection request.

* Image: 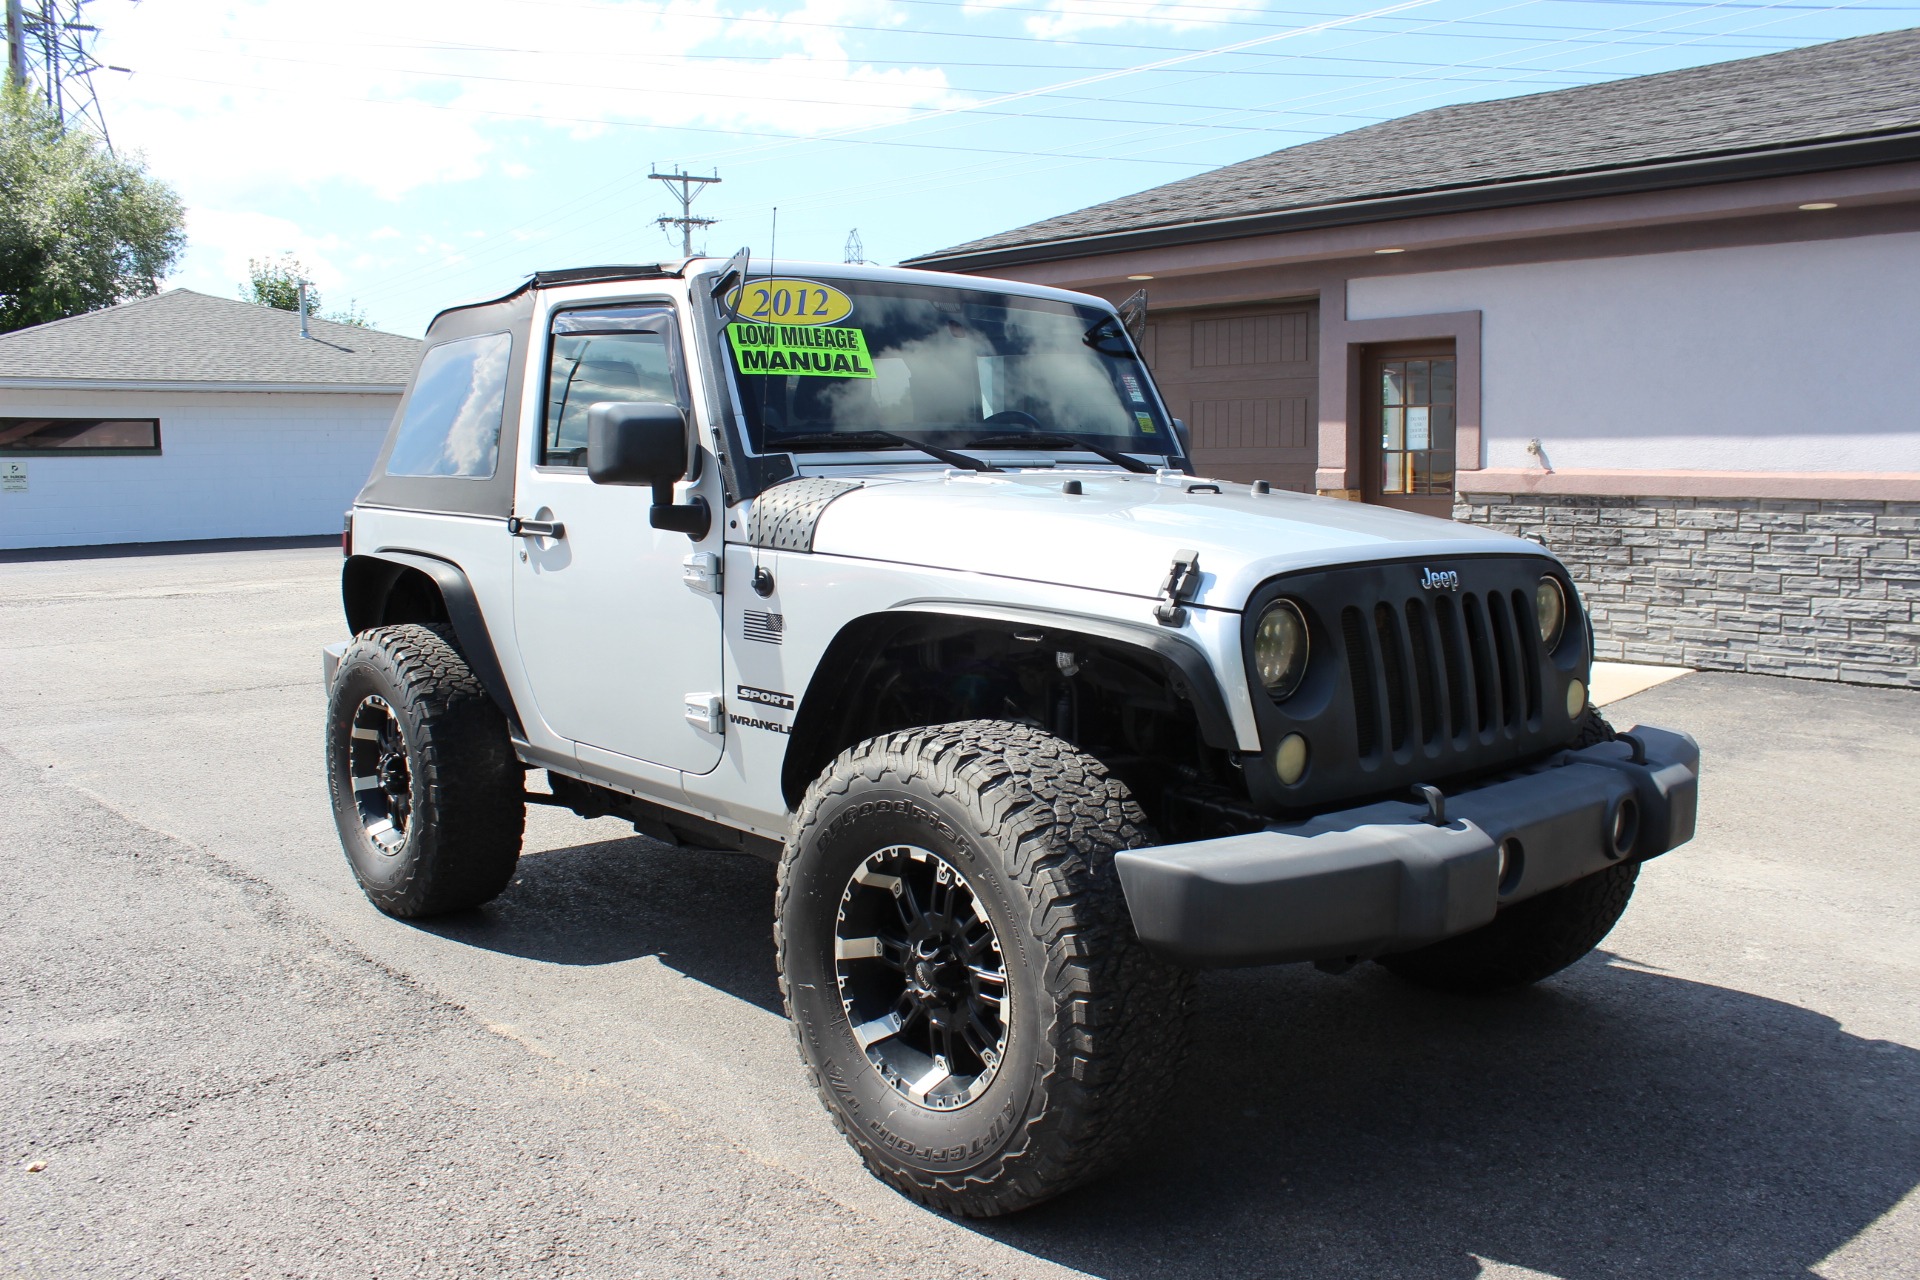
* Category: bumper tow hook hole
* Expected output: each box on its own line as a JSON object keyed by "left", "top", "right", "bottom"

{"left": 1497, "top": 838, "right": 1525, "bottom": 896}
{"left": 1609, "top": 796, "right": 1641, "bottom": 859}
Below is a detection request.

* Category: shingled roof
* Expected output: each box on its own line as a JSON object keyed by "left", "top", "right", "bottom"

{"left": 0, "top": 289, "right": 422, "bottom": 390}
{"left": 911, "top": 26, "right": 1920, "bottom": 268}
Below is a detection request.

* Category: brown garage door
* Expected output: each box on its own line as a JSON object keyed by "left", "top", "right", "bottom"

{"left": 1140, "top": 300, "right": 1319, "bottom": 490}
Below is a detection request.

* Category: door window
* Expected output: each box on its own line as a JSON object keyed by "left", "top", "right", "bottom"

{"left": 1377, "top": 355, "right": 1456, "bottom": 498}
{"left": 542, "top": 305, "right": 685, "bottom": 467}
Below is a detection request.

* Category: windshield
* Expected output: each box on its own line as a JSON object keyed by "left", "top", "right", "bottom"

{"left": 717, "top": 276, "right": 1175, "bottom": 460}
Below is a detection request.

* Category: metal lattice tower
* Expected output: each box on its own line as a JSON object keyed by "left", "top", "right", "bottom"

{"left": 6, "top": 0, "right": 124, "bottom": 147}
{"left": 844, "top": 229, "right": 865, "bottom": 264}
{"left": 649, "top": 165, "right": 721, "bottom": 258}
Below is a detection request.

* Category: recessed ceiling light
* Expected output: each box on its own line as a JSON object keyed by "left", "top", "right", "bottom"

{"left": 1799, "top": 201, "right": 1838, "bottom": 210}
{"left": 1126, "top": 273, "right": 1154, "bottom": 280}
{"left": 1375, "top": 247, "right": 1406, "bottom": 254}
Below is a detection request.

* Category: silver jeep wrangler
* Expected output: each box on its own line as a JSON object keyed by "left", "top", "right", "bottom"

{"left": 322, "top": 257, "right": 1699, "bottom": 1216}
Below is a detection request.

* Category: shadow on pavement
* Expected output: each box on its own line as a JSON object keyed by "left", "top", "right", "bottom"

{"left": 413, "top": 832, "right": 1918, "bottom": 1278}
{"left": 978, "top": 956, "right": 1920, "bottom": 1280}
{"left": 411, "top": 832, "right": 783, "bottom": 1014}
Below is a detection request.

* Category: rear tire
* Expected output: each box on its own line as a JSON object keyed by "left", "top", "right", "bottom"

{"left": 1377, "top": 861, "right": 1639, "bottom": 993}
{"left": 777, "top": 721, "right": 1190, "bottom": 1217}
{"left": 325, "top": 623, "right": 524, "bottom": 917}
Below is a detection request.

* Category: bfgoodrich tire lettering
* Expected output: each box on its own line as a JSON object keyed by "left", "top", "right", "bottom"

{"left": 325, "top": 623, "right": 524, "bottom": 917}
{"left": 777, "top": 721, "right": 1191, "bottom": 1217}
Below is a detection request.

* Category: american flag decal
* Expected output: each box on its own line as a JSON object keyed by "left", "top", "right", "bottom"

{"left": 744, "top": 610, "right": 785, "bottom": 645}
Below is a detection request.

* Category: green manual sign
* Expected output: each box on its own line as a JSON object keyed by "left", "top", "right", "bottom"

{"left": 728, "top": 322, "right": 875, "bottom": 379}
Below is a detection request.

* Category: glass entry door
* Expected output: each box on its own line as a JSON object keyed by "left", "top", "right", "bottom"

{"left": 1364, "top": 343, "right": 1457, "bottom": 517}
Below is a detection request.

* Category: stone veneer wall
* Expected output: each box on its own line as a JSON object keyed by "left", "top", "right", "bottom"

{"left": 1453, "top": 493, "right": 1920, "bottom": 688}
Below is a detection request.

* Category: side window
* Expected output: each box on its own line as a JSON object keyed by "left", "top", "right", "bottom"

{"left": 386, "top": 332, "right": 512, "bottom": 479}
{"left": 543, "top": 305, "right": 685, "bottom": 467}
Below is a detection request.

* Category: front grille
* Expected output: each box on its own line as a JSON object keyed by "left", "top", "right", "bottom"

{"left": 1241, "top": 554, "right": 1577, "bottom": 814}
{"left": 1339, "top": 587, "right": 1542, "bottom": 763}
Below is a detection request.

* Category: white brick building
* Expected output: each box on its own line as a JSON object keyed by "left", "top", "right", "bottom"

{"left": 0, "top": 291, "right": 420, "bottom": 550}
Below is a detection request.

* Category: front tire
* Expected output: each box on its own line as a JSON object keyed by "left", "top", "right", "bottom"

{"left": 777, "top": 721, "right": 1190, "bottom": 1216}
{"left": 325, "top": 623, "right": 524, "bottom": 917}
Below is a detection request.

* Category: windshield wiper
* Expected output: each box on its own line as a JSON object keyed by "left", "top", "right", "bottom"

{"left": 968, "top": 432, "right": 1158, "bottom": 474}
{"left": 772, "top": 430, "right": 1000, "bottom": 473}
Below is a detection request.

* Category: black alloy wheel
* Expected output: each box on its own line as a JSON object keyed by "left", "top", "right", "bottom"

{"left": 834, "top": 844, "right": 1009, "bottom": 1111}
{"left": 346, "top": 693, "right": 413, "bottom": 854}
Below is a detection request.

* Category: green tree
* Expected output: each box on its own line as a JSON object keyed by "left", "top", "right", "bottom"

{"left": 243, "top": 253, "right": 313, "bottom": 312}
{"left": 0, "top": 85, "right": 185, "bottom": 333}
{"left": 243, "top": 252, "right": 374, "bottom": 328}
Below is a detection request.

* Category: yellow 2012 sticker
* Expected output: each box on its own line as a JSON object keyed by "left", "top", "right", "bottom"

{"left": 728, "top": 322, "right": 876, "bottom": 378}
{"left": 725, "top": 278, "right": 854, "bottom": 327}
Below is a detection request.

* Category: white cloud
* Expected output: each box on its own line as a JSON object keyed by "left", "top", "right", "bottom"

{"left": 90, "top": 0, "right": 961, "bottom": 201}
{"left": 173, "top": 207, "right": 348, "bottom": 297}
{"left": 963, "top": 0, "right": 1256, "bottom": 39}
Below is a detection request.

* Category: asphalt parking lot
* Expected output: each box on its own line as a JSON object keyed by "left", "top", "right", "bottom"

{"left": 2, "top": 540, "right": 1916, "bottom": 1280}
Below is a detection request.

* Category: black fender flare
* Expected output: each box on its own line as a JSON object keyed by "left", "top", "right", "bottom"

{"left": 781, "top": 601, "right": 1244, "bottom": 808}
{"left": 342, "top": 550, "right": 523, "bottom": 737}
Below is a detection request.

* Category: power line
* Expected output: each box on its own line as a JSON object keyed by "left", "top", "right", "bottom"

{"left": 244, "top": 1, "right": 1890, "bottom": 309}
{"left": 490, "top": 0, "right": 1858, "bottom": 52}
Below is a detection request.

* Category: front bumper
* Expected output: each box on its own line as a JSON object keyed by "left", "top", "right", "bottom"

{"left": 1115, "top": 724, "right": 1699, "bottom": 967}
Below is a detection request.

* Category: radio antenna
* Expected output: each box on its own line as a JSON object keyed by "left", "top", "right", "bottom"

{"left": 758, "top": 207, "right": 778, "bottom": 423}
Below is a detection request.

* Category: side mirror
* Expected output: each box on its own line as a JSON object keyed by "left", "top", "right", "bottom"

{"left": 587, "top": 402, "right": 709, "bottom": 538}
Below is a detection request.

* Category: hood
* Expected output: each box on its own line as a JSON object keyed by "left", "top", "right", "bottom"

{"left": 798, "top": 469, "right": 1551, "bottom": 610}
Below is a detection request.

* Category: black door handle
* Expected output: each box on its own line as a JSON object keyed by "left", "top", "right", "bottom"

{"left": 507, "top": 516, "right": 564, "bottom": 539}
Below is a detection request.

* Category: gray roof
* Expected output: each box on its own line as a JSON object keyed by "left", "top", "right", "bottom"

{"left": 0, "top": 289, "right": 422, "bottom": 390}
{"left": 913, "top": 27, "right": 1920, "bottom": 266}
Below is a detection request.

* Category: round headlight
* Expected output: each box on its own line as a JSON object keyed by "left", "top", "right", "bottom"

{"left": 1536, "top": 576, "right": 1568, "bottom": 651}
{"left": 1253, "top": 600, "right": 1309, "bottom": 699}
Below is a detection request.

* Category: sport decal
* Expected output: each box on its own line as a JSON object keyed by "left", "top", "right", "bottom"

{"left": 736, "top": 684, "right": 796, "bottom": 711}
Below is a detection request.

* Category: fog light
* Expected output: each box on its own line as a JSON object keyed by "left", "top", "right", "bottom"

{"left": 1566, "top": 679, "right": 1586, "bottom": 718}
{"left": 1497, "top": 838, "right": 1525, "bottom": 895}
{"left": 1608, "top": 796, "right": 1640, "bottom": 859}
{"left": 1274, "top": 734, "right": 1309, "bottom": 785}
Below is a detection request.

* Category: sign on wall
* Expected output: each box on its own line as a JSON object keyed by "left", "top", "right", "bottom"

{"left": 1, "top": 461, "right": 26, "bottom": 493}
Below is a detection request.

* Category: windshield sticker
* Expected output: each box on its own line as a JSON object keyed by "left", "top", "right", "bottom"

{"left": 729, "top": 323, "right": 876, "bottom": 379}
{"left": 1135, "top": 412, "right": 1158, "bottom": 435}
{"left": 725, "top": 279, "right": 854, "bottom": 327}
{"left": 1122, "top": 373, "right": 1147, "bottom": 404}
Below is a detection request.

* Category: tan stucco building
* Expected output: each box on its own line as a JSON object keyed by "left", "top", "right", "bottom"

{"left": 911, "top": 29, "right": 1920, "bottom": 687}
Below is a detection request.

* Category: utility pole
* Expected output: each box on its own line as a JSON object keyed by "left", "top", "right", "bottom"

{"left": 843, "top": 229, "right": 865, "bottom": 264}
{"left": 649, "top": 165, "right": 720, "bottom": 258}
{"left": 7, "top": 0, "right": 27, "bottom": 88}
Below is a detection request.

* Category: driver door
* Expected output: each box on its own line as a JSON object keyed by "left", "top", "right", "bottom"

{"left": 510, "top": 301, "right": 725, "bottom": 774}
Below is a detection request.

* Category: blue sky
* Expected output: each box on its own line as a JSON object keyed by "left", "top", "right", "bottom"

{"left": 86, "top": 0, "right": 1918, "bottom": 336}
